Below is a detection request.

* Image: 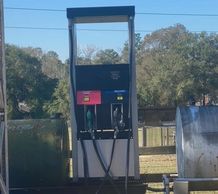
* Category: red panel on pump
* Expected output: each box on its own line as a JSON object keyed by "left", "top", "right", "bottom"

{"left": 77, "top": 91, "right": 101, "bottom": 105}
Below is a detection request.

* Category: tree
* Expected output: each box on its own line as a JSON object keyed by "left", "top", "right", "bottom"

{"left": 93, "top": 49, "right": 121, "bottom": 64}
{"left": 22, "top": 47, "right": 67, "bottom": 79}
{"left": 5, "top": 44, "right": 58, "bottom": 119}
{"left": 77, "top": 45, "right": 98, "bottom": 65}
{"left": 44, "top": 79, "right": 70, "bottom": 119}
{"left": 121, "top": 33, "right": 144, "bottom": 64}
{"left": 136, "top": 24, "right": 189, "bottom": 106}
{"left": 181, "top": 32, "right": 218, "bottom": 104}
{"left": 41, "top": 51, "right": 66, "bottom": 79}
{"left": 137, "top": 24, "right": 218, "bottom": 107}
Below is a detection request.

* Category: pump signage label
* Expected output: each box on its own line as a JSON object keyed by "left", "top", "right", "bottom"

{"left": 77, "top": 91, "right": 101, "bottom": 105}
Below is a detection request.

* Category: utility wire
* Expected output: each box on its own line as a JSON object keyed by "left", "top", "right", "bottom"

{"left": 4, "top": 7, "right": 218, "bottom": 33}
{"left": 5, "top": 26, "right": 67, "bottom": 31}
{"left": 4, "top": 6, "right": 218, "bottom": 17}
{"left": 5, "top": 26, "right": 218, "bottom": 34}
{"left": 136, "top": 12, "right": 218, "bottom": 17}
{"left": 5, "top": 26, "right": 152, "bottom": 33}
{"left": 4, "top": 7, "right": 65, "bottom": 12}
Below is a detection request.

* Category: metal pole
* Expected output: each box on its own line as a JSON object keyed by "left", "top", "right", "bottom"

{"left": 128, "top": 15, "right": 140, "bottom": 179}
{"left": 163, "top": 175, "right": 170, "bottom": 194}
{"left": 0, "top": 0, "right": 9, "bottom": 193}
{"left": 68, "top": 20, "right": 79, "bottom": 180}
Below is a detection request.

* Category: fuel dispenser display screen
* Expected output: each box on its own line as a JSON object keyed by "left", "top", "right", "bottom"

{"left": 75, "top": 64, "right": 131, "bottom": 140}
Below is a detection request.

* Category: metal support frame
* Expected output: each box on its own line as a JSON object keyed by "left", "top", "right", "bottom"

{"left": 174, "top": 178, "right": 218, "bottom": 194}
{"left": 0, "top": 0, "right": 9, "bottom": 193}
{"left": 68, "top": 21, "right": 79, "bottom": 180}
{"left": 162, "top": 175, "right": 170, "bottom": 194}
{"left": 174, "top": 180, "right": 189, "bottom": 194}
{"left": 67, "top": 6, "right": 139, "bottom": 180}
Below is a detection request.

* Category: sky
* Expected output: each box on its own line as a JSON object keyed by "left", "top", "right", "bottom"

{"left": 3, "top": 0, "right": 218, "bottom": 62}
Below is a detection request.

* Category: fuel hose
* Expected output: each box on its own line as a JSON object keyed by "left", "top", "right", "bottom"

{"left": 91, "top": 130, "right": 120, "bottom": 194}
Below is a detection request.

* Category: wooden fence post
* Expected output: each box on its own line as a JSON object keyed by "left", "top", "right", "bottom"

{"left": 143, "top": 126, "right": 147, "bottom": 147}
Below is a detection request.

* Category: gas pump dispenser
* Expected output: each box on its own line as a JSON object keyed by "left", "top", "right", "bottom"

{"left": 67, "top": 6, "right": 139, "bottom": 180}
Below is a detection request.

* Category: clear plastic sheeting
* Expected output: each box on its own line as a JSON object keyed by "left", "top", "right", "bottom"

{"left": 176, "top": 106, "right": 218, "bottom": 178}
